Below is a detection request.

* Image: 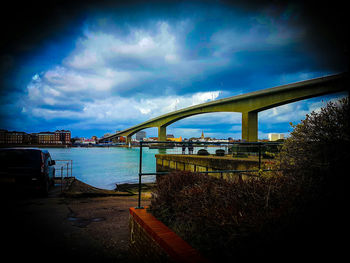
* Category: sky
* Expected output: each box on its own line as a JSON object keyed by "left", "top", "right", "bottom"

{"left": 0, "top": 0, "right": 348, "bottom": 139}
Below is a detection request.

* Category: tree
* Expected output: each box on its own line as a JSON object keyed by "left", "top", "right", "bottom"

{"left": 275, "top": 96, "right": 349, "bottom": 223}
{"left": 278, "top": 97, "right": 349, "bottom": 179}
{"left": 273, "top": 97, "right": 349, "bottom": 257}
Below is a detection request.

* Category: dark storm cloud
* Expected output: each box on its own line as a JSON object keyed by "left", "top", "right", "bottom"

{"left": 1, "top": 1, "right": 346, "bottom": 87}
{"left": 225, "top": 0, "right": 348, "bottom": 71}
{"left": 1, "top": 0, "right": 347, "bottom": 66}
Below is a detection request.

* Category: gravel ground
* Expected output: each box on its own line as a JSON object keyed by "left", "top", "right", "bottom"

{"left": 1, "top": 178, "right": 152, "bottom": 262}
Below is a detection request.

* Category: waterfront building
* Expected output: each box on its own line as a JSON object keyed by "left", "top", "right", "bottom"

{"left": 82, "top": 139, "right": 96, "bottom": 144}
{"left": 55, "top": 130, "right": 71, "bottom": 144}
{"left": 198, "top": 131, "right": 207, "bottom": 142}
{"left": 209, "top": 138, "right": 229, "bottom": 143}
{"left": 268, "top": 133, "right": 284, "bottom": 141}
{"left": 0, "top": 129, "right": 6, "bottom": 144}
{"left": 74, "top": 138, "right": 96, "bottom": 145}
{"left": 167, "top": 136, "right": 182, "bottom": 142}
{"left": 38, "top": 131, "right": 56, "bottom": 144}
{"left": 0, "top": 130, "right": 26, "bottom": 144}
{"left": 0, "top": 129, "right": 71, "bottom": 145}
{"left": 136, "top": 131, "right": 146, "bottom": 141}
{"left": 30, "top": 133, "right": 39, "bottom": 144}
{"left": 188, "top": 131, "right": 211, "bottom": 142}
{"left": 111, "top": 136, "right": 125, "bottom": 143}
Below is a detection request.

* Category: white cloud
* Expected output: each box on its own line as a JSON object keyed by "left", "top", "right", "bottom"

{"left": 43, "top": 86, "right": 61, "bottom": 97}
{"left": 43, "top": 66, "right": 129, "bottom": 92}
{"left": 135, "top": 91, "right": 222, "bottom": 118}
{"left": 24, "top": 20, "right": 233, "bottom": 117}
{"left": 25, "top": 88, "right": 224, "bottom": 126}
{"left": 258, "top": 95, "right": 348, "bottom": 125}
{"left": 32, "top": 74, "right": 40, "bottom": 81}
{"left": 65, "top": 21, "right": 179, "bottom": 71}
{"left": 31, "top": 108, "right": 76, "bottom": 120}
{"left": 191, "top": 91, "right": 220, "bottom": 105}
{"left": 67, "top": 49, "right": 101, "bottom": 69}
{"left": 24, "top": 20, "right": 228, "bottom": 109}
{"left": 259, "top": 102, "right": 308, "bottom": 123}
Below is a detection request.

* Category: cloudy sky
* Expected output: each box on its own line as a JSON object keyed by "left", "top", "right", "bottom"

{"left": 0, "top": 0, "right": 348, "bottom": 139}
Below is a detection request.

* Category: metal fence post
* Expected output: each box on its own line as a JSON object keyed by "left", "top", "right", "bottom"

{"left": 136, "top": 140, "right": 144, "bottom": 209}
{"left": 258, "top": 143, "right": 261, "bottom": 171}
{"left": 61, "top": 166, "right": 63, "bottom": 193}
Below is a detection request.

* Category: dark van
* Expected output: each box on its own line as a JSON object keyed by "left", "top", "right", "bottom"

{"left": 0, "top": 148, "right": 56, "bottom": 196}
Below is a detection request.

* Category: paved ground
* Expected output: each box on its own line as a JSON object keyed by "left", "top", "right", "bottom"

{"left": 1, "top": 179, "right": 151, "bottom": 262}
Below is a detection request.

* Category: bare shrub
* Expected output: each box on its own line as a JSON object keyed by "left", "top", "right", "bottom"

{"left": 150, "top": 172, "right": 303, "bottom": 260}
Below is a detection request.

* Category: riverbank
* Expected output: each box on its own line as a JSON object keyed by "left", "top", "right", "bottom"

{"left": 62, "top": 177, "right": 156, "bottom": 198}
{"left": 2, "top": 179, "right": 153, "bottom": 262}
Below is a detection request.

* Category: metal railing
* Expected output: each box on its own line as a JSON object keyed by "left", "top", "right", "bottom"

{"left": 136, "top": 140, "right": 283, "bottom": 208}
{"left": 54, "top": 160, "right": 73, "bottom": 192}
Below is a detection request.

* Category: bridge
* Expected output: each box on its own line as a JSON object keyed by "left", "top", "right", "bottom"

{"left": 101, "top": 72, "right": 348, "bottom": 143}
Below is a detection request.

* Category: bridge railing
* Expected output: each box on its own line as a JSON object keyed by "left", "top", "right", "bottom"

{"left": 136, "top": 140, "right": 283, "bottom": 208}
{"left": 144, "top": 141, "right": 282, "bottom": 156}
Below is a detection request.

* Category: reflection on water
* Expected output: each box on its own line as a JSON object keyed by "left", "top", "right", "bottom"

{"left": 40, "top": 146, "right": 225, "bottom": 190}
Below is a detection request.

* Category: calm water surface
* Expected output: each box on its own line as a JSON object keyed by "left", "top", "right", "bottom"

{"left": 41, "top": 146, "right": 224, "bottom": 190}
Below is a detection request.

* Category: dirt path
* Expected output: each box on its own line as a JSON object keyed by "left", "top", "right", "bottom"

{"left": 1, "top": 179, "right": 152, "bottom": 262}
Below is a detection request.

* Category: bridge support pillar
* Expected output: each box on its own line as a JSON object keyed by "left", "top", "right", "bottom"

{"left": 126, "top": 135, "right": 132, "bottom": 144}
{"left": 242, "top": 111, "right": 258, "bottom": 142}
{"left": 158, "top": 126, "right": 167, "bottom": 142}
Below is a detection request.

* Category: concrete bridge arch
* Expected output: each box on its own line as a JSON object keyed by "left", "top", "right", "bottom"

{"left": 102, "top": 73, "right": 348, "bottom": 143}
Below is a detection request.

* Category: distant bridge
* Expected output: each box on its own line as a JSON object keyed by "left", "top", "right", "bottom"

{"left": 101, "top": 72, "right": 348, "bottom": 143}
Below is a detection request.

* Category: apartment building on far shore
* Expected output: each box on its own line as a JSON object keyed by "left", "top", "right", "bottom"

{"left": 0, "top": 129, "right": 71, "bottom": 145}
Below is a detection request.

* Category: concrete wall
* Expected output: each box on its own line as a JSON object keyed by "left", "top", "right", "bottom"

{"left": 156, "top": 154, "right": 272, "bottom": 181}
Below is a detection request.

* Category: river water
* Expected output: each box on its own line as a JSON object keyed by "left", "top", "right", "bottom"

{"left": 40, "top": 146, "right": 224, "bottom": 190}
